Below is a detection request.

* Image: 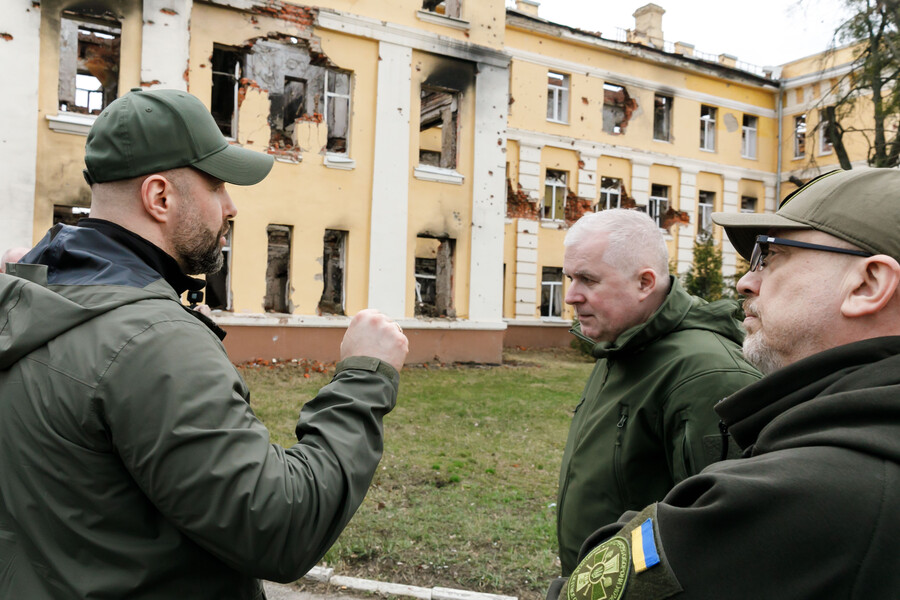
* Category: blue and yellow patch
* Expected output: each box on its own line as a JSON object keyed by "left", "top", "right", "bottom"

{"left": 630, "top": 518, "right": 660, "bottom": 573}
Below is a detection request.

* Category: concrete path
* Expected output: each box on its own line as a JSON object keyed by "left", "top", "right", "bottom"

{"left": 264, "top": 566, "right": 518, "bottom": 600}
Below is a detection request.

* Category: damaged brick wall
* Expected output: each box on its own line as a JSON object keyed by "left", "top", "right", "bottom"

{"left": 506, "top": 178, "right": 540, "bottom": 220}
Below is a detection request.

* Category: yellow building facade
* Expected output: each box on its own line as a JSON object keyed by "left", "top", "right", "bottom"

{"left": 0, "top": 0, "right": 871, "bottom": 362}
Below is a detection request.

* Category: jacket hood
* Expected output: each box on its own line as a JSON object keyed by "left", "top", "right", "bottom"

{"left": 573, "top": 277, "right": 747, "bottom": 359}
{"left": 0, "top": 225, "right": 178, "bottom": 369}
{"left": 717, "top": 336, "right": 900, "bottom": 465}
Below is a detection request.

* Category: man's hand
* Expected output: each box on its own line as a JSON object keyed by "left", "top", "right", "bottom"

{"left": 340, "top": 309, "right": 409, "bottom": 372}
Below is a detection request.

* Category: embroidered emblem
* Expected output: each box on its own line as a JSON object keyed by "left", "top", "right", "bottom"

{"left": 630, "top": 518, "right": 660, "bottom": 573}
{"left": 567, "top": 537, "right": 630, "bottom": 600}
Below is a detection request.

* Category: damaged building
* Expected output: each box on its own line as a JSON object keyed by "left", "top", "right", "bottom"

{"left": 2, "top": 0, "right": 850, "bottom": 362}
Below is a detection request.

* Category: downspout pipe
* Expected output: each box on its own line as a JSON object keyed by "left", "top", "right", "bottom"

{"left": 775, "top": 81, "right": 783, "bottom": 206}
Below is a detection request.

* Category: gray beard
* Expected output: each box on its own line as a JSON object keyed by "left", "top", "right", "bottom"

{"left": 742, "top": 333, "right": 783, "bottom": 375}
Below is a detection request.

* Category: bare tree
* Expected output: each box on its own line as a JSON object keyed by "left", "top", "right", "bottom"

{"left": 821, "top": 0, "right": 900, "bottom": 169}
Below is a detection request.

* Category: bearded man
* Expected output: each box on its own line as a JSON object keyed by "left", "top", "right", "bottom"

{"left": 0, "top": 89, "right": 408, "bottom": 599}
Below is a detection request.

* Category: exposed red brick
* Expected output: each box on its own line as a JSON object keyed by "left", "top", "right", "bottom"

{"left": 160, "top": 8, "right": 178, "bottom": 15}
{"left": 0, "top": 33, "right": 13, "bottom": 41}
{"left": 250, "top": 1, "right": 318, "bottom": 28}
{"left": 506, "top": 179, "right": 540, "bottom": 220}
{"left": 661, "top": 207, "right": 691, "bottom": 231}
{"left": 564, "top": 189, "right": 594, "bottom": 224}
{"left": 140, "top": 80, "right": 162, "bottom": 87}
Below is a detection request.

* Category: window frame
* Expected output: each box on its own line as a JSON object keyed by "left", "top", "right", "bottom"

{"left": 697, "top": 191, "right": 715, "bottom": 239}
{"left": 598, "top": 177, "right": 623, "bottom": 211}
{"left": 793, "top": 114, "right": 807, "bottom": 159}
{"left": 325, "top": 69, "right": 352, "bottom": 154}
{"left": 700, "top": 105, "right": 717, "bottom": 151}
{"left": 648, "top": 184, "right": 670, "bottom": 230}
{"left": 742, "top": 114, "right": 758, "bottom": 159}
{"left": 818, "top": 108, "right": 834, "bottom": 155}
{"left": 653, "top": 94, "right": 673, "bottom": 142}
{"left": 546, "top": 71, "right": 569, "bottom": 124}
{"left": 540, "top": 267, "right": 564, "bottom": 319}
{"left": 542, "top": 170, "right": 568, "bottom": 221}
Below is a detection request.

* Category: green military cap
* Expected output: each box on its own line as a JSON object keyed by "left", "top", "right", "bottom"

{"left": 712, "top": 168, "right": 900, "bottom": 262}
{"left": 84, "top": 88, "right": 273, "bottom": 186}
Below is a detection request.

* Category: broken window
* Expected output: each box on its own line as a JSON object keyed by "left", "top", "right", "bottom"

{"left": 598, "top": 177, "right": 622, "bottom": 210}
{"left": 415, "top": 236, "right": 455, "bottom": 318}
{"left": 264, "top": 225, "right": 292, "bottom": 314}
{"left": 540, "top": 267, "right": 563, "bottom": 318}
{"left": 52, "top": 205, "right": 91, "bottom": 226}
{"left": 818, "top": 107, "right": 834, "bottom": 154}
{"left": 419, "top": 86, "right": 459, "bottom": 169}
{"left": 697, "top": 191, "right": 714, "bottom": 239}
{"left": 211, "top": 45, "right": 243, "bottom": 138}
{"left": 58, "top": 10, "right": 121, "bottom": 114}
{"left": 318, "top": 229, "right": 347, "bottom": 315}
{"left": 794, "top": 114, "right": 807, "bottom": 158}
{"left": 653, "top": 94, "right": 672, "bottom": 141}
{"left": 326, "top": 70, "right": 351, "bottom": 153}
{"left": 648, "top": 184, "right": 670, "bottom": 229}
{"left": 547, "top": 71, "right": 569, "bottom": 123}
{"left": 741, "top": 196, "right": 758, "bottom": 214}
{"left": 242, "top": 40, "right": 352, "bottom": 152}
{"left": 206, "top": 221, "right": 234, "bottom": 311}
{"left": 742, "top": 115, "right": 758, "bottom": 159}
{"left": 700, "top": 105, "right": 716, "bottom": 151}
{"left": 543, "top": 170, "right": 567, "bottom": 221}
{"left": 422, "top": 0, "right": 461, "bottom": 18}
{"left": 603, "top": 83, "right": 632, "bottom": 134}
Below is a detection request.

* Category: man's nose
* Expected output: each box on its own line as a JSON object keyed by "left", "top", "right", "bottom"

{"left": 222, "top": 189, "right": 237, "bottom": 219}
{"left": 565, "top": 283, "right": 581, "bottom": 305}
{"left": 737, "top": 269, "right": 760, "bottom": 297}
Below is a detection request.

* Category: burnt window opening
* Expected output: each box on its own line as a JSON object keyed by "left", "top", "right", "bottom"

{"left": 540, "top": 267, "right": 563, "bottom": 318}
{"left": 264, "top": 225, "right": 292, "bottom": 314}
{"left": 242, "top": 40, "right": 352, "bottom": 152}
{"left": 211, "top": 45, "right": 244, "bottom": 138}
{"left": 419, "top": 86, "right": 459, "bottom": 169}
{"left": 653, "top": 93, "right": 672, "bottom": 142}
{"left": 318, "top": 229, "right": 347, "bottom": 315}
{"left": 422, "top": 0, "right": 461, "bottom": 18}
{"left": 326, "top": 70, "right": 351, "bottom": 153}
{"left": 52, "top": 205, "right": 91, "bottom": 226}
{"left": 741, "top": 196, "right": 758, "bottom": 214}
{"left": 543, "top": 169, "right": 568, "bottom": 221}
{"left": 415, "top": 236, "right": 455, "bottom": 318}
{"left": 206, "top": 221, "right": 234, "bottom": 311}
{"left": 603, "top": 83, "right": 633, "bottom": 135}
{"left": 58, "top": 11, "right": 121, "bottom": 115}
{"left": 649, "top": 184, "right": 670, "bottom": 229}
{"left": 282, "top": 76, "right": 308, "bottom": 132}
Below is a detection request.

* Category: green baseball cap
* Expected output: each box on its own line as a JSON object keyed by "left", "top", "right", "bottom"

{"left": 712, "top": 167, "right": 900, "bottom": 262}
{"left": 84, "top": 88, "right": 273, "bottom": 185}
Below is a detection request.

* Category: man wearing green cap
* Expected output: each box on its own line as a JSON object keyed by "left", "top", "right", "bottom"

{"left": 0, "top": 89, "right": 408, "bottom": 599}
{"left": 547, "top": 167, "right": 900, "bottom": 600}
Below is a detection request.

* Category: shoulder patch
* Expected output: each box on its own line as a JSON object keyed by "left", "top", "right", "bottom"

{"left": 630, "top": 519, "right": 660, "bottom": 573}
{"left": 567, "top": 536, "right": 630, "bottom": 600}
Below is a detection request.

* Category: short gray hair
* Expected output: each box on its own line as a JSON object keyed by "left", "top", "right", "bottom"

{"left": 564, "top": 209, "right": 670, "bottom": 277}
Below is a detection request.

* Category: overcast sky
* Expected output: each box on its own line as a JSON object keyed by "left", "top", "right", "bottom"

{"left": 513, "top": 0, "right": 852, "bottom": 68}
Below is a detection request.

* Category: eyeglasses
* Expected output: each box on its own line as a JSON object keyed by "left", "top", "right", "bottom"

{"left": 750, "top": 235, "right": 872, "bottom": 272}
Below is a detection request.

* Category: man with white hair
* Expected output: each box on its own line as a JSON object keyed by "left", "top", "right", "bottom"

{"left": 555, "top": 208, "right": 760, "bottom": 575}
{"left": 552, "top": 168, "right": 900, "bottom": 599}
{"left": 0, "top": 246, "right": 29, "bottom": 274}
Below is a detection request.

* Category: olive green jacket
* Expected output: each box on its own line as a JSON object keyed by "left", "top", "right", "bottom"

{"left": 0, "top": 227, "right": 398, "bottom": 599}
{"left": 557, "top": 278, "right": 760, "bottom": 574}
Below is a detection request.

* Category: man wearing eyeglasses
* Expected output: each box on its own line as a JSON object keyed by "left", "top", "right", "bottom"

{"left": 548, "top": 168, "right": 900, "bottom": 600}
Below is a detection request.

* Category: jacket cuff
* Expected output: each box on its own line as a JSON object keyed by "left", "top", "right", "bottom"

{"left": 336, "top": 356, "right": 400, "bottom": 384}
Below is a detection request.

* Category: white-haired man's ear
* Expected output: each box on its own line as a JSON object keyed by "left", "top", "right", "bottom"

{"left": 840, "top": 255, "right": 900, "bottom": 319}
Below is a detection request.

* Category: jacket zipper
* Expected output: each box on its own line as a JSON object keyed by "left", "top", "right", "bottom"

{"left": 613, "top": 405, "right": 629, "bottom": 507}
{"left": 719, "top": 420, "right": 730, "bottom": 461}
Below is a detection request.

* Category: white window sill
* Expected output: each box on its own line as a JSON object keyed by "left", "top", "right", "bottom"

{"left": 653, "top": 137, "right": 672, "bottom": 143}
{"left": 819, "top": 150, "right": 834, "bottom": 156}
{"left": 46, "top": 112, "right": 97, "bottom": 136}
{"left": 546, "top": 118, "right": 569, "bottom": 125}
{"left": 741, "top": 154, "right": 757, "bottom": 160}
{"left": 414, "top": 164, "right": 464, "bottom": 185}
{"left": 700, "top": 147, "right": 716, "bottom": 153}
{"left": 792, "top": 155, "right": 806, "bottom": 161}
{"left": 541, "top": 316, "right": 566, "bottom": 322}
{"left": 416, "top": 9, "right": 470, "bottom": 30}
{"left": 324, "top": 153, "right": 356, "bottom": 170}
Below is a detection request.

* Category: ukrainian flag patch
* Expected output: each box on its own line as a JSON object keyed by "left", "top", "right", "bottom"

{"left": 630, "top": 518, "right": 660, "bottom": 573}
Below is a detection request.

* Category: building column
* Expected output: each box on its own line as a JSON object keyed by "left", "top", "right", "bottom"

{"left": 578, "top": 152, "right": 599, "bottom": 203}
{"left": 630, "top": 159, "right": 651, "bottom": 207}
{"left": 721, "top": 174, "right": 741, "bottom": 277}
{"left": 0, "top": 0, "right": 41, "bottom": 250}
{"left": 676, "top": 168, "right": 698, "bottom": 274}
{"left": 141, "top": 0, "right": 192, "bottom": 90}
{"left": 468, "top": 62, "right": 510, "bottom": 322}
{"left": 514, "top": 219, "right": 538, "bottom": 319}
{"left": 368, "top": 41, "right": 412, "bottom": 318}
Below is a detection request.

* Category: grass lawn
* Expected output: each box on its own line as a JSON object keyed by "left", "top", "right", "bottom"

{"left": 240, "top": 347, "right": 594, "bottom": 600}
